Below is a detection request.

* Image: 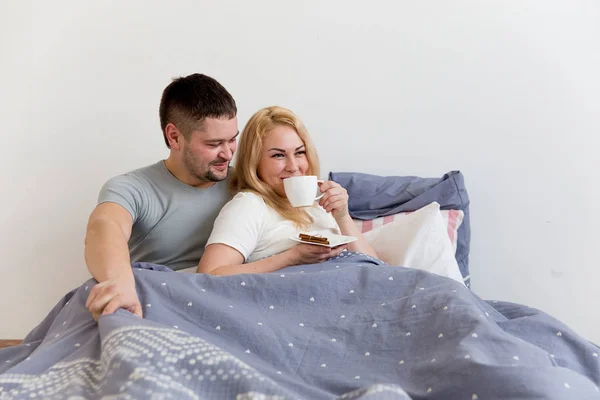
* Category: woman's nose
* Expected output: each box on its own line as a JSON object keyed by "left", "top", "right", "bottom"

{"left": 285, "top": 157, "right": 298, "bottom": 172}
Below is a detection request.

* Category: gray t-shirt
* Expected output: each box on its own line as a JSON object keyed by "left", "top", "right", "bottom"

{"left": 97, "top": 161, "right": 232, "bottom": 271}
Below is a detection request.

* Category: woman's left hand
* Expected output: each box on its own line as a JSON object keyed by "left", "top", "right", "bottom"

{"left": 318, "top": 181, "right": 350, "bottom": 221}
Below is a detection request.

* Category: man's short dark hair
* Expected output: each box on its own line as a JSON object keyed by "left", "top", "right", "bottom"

{"left": 159, "top": 73, "right": 237, "bottom": 148}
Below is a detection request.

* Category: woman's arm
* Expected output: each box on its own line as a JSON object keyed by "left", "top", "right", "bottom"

{"left": 197, "top": 244, "right": 291, "bottom": 275}
{"left": 197, "top": 243, "right": 344, "bottom": 276}
{"left": 318, "top": 181, "right": 378, "bottom": 258}
{"left": 334, "top": 215, "right": 378, "bottom": 257}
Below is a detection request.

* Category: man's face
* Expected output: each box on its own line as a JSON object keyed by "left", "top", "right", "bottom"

{"left": 181, "top": 116, "right": 239, "bottom": 184}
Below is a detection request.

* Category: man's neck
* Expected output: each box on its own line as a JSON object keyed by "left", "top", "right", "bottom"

{"left": 163, "top": 157, "right": 216, "bottom": 189}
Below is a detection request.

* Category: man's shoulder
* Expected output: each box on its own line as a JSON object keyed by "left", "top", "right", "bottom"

{"left": 120, "top": 161, "right": 165, "bottom": 180}
{"left": 103, "top": 161, "right": 164, "bottom": 188}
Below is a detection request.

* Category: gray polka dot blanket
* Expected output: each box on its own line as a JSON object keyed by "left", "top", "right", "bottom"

{"left": 1, "top": 253, "right": 598, "bottom": 399}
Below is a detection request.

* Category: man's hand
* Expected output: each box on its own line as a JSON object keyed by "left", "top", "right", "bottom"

{"left": 85, "top": 276, "right": 142, "bottom": 320}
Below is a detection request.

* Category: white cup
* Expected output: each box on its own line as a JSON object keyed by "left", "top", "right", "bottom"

{"left": 283, "top": 176, "right": 324, "bottom": 207}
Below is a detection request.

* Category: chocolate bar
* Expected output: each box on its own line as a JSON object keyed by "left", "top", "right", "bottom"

{"left": 298, "top": 234, "right": 330, "bottom": 245}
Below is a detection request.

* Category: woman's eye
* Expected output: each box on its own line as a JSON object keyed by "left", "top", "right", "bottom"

{"left": 272, "top": 153, "right": 284, "bottom": 158}
{"left": 296, "top": 151, "right": 306, "bottom": 156}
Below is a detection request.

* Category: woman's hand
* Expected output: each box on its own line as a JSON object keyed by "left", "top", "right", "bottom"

{"left": 287, "top": 243, "right": 345, "bottom": 265}
{"left": 317, "top": 181, "right": 379, "bottom": 259}
{"left": 318, "top": 181, "right": 350, "bottom": 221}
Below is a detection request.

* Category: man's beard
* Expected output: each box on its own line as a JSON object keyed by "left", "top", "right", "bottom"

{"left": 183, "top": 148, "right": 229, "bottom": 183}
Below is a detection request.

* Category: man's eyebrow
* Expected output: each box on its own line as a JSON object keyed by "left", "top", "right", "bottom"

{"left": 205, "top": 131, "right": 240, "bottom": 143}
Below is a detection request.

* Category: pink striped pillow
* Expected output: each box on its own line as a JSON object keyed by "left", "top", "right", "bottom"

{"left": 354, "top": 210, "right": 464, "bottom": 252}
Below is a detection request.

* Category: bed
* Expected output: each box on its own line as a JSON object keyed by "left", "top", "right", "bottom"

{"left": 0, "top": 342, "right": 21, "bottom": 350}
{"left": 0, "top": 171, "right": 598, "bottom": 399}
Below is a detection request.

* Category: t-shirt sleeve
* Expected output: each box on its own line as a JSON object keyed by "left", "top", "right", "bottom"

{"left": 309, "top": 205, "right": 342, "bottom": 235}
{"left": 206, "top": 192, "right": 265, "bottom": 261}
{"left": 97, "top": 174, "right": 146, "bottom": 223}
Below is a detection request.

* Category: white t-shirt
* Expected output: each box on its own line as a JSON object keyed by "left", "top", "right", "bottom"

{"left": 206, "top": 191, "right": 341, "bottom": 262}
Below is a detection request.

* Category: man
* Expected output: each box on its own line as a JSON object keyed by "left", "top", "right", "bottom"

{"left": 84, "top": 73, "right": 239, "bottom": 320}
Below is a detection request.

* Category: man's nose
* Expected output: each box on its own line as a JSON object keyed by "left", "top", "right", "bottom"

{"left": 220, "top": 145, "right": 233, "bottom": 161}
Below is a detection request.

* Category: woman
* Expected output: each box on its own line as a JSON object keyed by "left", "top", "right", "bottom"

{"left": 196, "top": 106, "right": 377, "bottom": 275}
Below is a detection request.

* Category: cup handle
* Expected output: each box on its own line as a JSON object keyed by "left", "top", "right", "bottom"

{"left": 315, "top": 180, "right": 325, "bottom": 200}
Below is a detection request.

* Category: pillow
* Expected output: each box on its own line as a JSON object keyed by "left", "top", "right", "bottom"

{"left": 362, "top": 202, "right": 465, "bottom": 286}
{"left": 329, "top": 170, "right": 471, "bottom": 287}
{"left": 354, "top": 209, "right": 464, "bottom": 253}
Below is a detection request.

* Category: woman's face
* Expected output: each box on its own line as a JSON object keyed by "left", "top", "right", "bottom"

{"left": 257, "top": 125, "right": 309, "bottom": 197}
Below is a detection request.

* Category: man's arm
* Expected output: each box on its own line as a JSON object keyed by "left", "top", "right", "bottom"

{"left": 84, "top": 202, "right": 142, "bottom": 320}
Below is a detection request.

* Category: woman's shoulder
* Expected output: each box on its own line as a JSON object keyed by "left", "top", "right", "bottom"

{"left": 223, "top": 191, "right": 268, "bottom": 211}
{"left": 213, "top": 191, "right": 270, "bottom": 228}
{"left": 231, "top": 191, "right": 266, "bottom": 203}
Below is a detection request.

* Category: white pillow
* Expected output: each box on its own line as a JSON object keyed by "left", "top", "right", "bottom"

{"left": 354, "top": 209, "right": 464, "bottom": 253}
{"left": 363, "top": 202, "right": 465, "bottom": 285}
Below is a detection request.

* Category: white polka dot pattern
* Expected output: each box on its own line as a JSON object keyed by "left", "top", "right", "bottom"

{"left": 0, "top": 326, "right": 273, "bottom": 399}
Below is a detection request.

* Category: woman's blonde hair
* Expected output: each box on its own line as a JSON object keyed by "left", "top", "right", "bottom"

{"left": 231, "top": 106, "right": 320, "bottom": 228}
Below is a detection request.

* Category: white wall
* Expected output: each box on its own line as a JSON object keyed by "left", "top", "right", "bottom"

{"left": 1, "top": 1, "right": 599, "bottom": 343}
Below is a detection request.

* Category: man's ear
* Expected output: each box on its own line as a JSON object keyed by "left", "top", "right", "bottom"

{"left": 165, "top": 123, "right": 183, "bottom": 150}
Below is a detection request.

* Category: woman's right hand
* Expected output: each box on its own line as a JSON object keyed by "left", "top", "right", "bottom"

{"left": 287, "top": 243, "right": 345, "bottom": 265}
